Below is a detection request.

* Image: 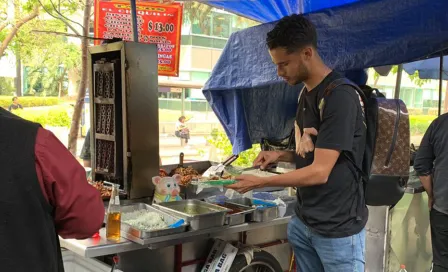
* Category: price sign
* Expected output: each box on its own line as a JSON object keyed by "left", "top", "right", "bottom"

{"left": 94, "top": 0, "right": 183, "bottom": 76}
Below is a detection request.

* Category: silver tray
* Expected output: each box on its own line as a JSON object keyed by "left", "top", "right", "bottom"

{"left": 153, "top": 200, "right": 231, "bottom": 230}
{"left": 226, "top": 198, "right": 278, "bottom": 222}
{"left": 219, "top": 203, "right": 255, "bottom": 226}
{"left": 120, "top": 203, "right": 188, "bottom": 243}
{"left": 162, "top": 161, "right": 243, "bottom": 199}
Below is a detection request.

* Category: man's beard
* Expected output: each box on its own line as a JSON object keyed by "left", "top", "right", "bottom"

{"left": 290, "top": 73, "right": 309, "bottom": 86}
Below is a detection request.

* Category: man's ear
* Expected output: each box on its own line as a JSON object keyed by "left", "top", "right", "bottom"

{"left": 303, "top": 46, "right": 313, "bottom": 60}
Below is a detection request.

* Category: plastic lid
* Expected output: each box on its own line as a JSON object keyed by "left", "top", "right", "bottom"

{"left": 400, "top": 264, "right": 406, "bottom": 269}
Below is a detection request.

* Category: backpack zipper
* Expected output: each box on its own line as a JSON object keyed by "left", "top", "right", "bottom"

{"left": 385, "top": 100, "right": 401, "bottom": 166}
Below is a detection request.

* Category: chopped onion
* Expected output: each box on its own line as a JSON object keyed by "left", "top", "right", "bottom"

{"left": 122, "top": 210, "right": 168, "bottom": 231}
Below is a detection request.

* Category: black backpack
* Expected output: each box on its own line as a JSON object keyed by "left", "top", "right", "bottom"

{"left": 310, "top": 78, "right": 410, "bottom": 206}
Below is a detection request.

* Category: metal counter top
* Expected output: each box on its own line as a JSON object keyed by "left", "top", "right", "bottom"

{"left": 60, "top": 216, "right": 291, "bottom": 258}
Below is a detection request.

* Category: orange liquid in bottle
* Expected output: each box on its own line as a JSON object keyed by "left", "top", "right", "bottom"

{"left": 106, "top": 212, "right": 121, "bottom": 241}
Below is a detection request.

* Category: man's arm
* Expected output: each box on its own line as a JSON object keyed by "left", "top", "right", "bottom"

{"left": 262, "top": 148, "right": 339, "bottom": 187}
{"left": 35, "top": 128, "right": 104, "bottom": 239}
{"left": 420, "top": 175, "right": 433, "bottom": 208}
{"left": 414, "top": 120, "right": 436, "bottom": 202}
{"left": 264, "top": 88, "right": 359, "bottom": 187}
{"left": 233, "top": 87, "right": 359, "bottom": 191}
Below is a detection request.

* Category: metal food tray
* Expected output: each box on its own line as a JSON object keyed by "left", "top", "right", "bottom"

{"left": 120, "top": 203, "right": 188, "bottom": 244}
{"left": 218, "top": 203, "right": 255, "bottom": 226}
{"left": 162, "top": 161, "right": 243, "bottom": 199}
{"left": 153, "top": 200, "right": 231, "bottom": 230}
{"left": 226, "top": 198, "right": 278, "bottom": 222}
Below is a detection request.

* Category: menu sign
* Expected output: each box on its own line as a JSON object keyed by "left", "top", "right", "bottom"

{"left": 94, "top": 0, "right": 183, "bottom": 76}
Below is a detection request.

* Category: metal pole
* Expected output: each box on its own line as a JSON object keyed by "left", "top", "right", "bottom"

{"left": 181, "top": 88, "right": 185, "bottom": 116}
{"left": 130, "top": 0, "right": 139, "bottom": 42}
{"left": 438, "top": 53, "right": 444, "bottom": 116}
{"left": 394, "top": 64, "right": 403, "bottom": 99}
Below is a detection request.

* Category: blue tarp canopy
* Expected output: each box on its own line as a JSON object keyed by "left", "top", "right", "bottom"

{"left": 203, "top": 0, "right": 448, "bottom": 154}
{"left": 404, "top": 57, "right": 448, "bottom": 80}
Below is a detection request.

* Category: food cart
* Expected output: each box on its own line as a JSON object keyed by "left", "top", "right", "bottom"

{"left": 59, "top": 0, "right": 448, "bottom": 271}
{"left": 60, "top": 40, "right": 296, "bottom": 272}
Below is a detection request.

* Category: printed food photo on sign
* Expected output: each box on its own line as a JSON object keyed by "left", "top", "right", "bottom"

{"left": 94, "top": 0, "right": 183, "bottom": 76}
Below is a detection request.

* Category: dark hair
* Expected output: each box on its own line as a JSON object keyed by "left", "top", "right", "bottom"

{"left": 12, "top": 96, "right": 17, "bottom": 101}
{"left": 178, "top": 116, "right": 186, "bottom": 122}
{"left": 266, "top": 14, "right": 317, "bottom": 53}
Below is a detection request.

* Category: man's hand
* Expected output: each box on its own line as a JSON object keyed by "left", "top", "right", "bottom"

{"left": 226, "top": 175, "right": 266, "bottom": 194}
{"left": 298, "top": 128, "right": 318, "bottom": 158}
{"left": 253, "top": 151, "right": 281, "bottom": 169}
{"left": 428, "top": 195, "right": 434, "bottom": 210}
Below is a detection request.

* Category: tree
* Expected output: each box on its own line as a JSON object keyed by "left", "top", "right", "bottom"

{"left": 67, "top": 0, "right": 92, "bottom": 155}
{"left": 0, "top": 0, "right": 40, "bottom": 57}
{"left": 15, "top": 19, "right": 81, "bottom": 96}
{"left": 1, "top": 0, "right": 83, "bottom": 97}
{"left": 373, "top": 65, "right": 430, "bottom": 88}
{"left": 183, "top": 2, "right": 258, "bottom": 35}
{"left": 183, "top": 2, "right": 213, "bottom": 34}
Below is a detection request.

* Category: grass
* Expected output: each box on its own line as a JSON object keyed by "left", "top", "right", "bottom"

{"left": 409, "top": 115, "right": 437, "bottom": 136}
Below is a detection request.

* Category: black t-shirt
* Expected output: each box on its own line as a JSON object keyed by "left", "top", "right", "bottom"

{"left": 294, "top": 71, "right": 368, "bottom": 238}
{"left": 8, "top": 103, "right": 23, "bottom": 111}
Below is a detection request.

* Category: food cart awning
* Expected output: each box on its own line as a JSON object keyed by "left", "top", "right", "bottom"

{"left": 404, "top": 57, "right": 448, "bottom": 81}
{"left": 202, "top": 0, "right": 448, "bottom": 154}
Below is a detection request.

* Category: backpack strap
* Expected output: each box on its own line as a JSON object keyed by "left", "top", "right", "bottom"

{"left": 297, "top": 85, "right": 306, "bottom": 104}
{"left": 317, "top": 78, "right": 367, "bottom": 122}
{"left": 317, "top": 78, "right": 370, "bottom": 221}
{"left": 317, "top": 77, "right": 369, "bottom": 177}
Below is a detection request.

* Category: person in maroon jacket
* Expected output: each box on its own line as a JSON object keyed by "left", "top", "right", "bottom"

{"left": 0, "top": 107, "right": 104, "bottom": 271}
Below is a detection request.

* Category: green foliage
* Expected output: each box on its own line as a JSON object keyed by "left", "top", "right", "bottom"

{"left": 1, "top": 0, "right": 82, "bottom": 96}
{"left": 0, "top": 96, "right": 60, "bottom": 108}
{"left": 12, "top": 106, "right": 70, "bottom": 127}
{"left": 206, "top": 129, "right": 260, "bottom": 168}
{"left": 408, "top": 71, "right": 430, "bottom": 87}
{"left": 16, "top": 19, "right": 81, "bottom": 96}
{"left": 203, "top": 115, "right": 434, "bottom": 166}
{"left": 0, "top": 77, "right": 15, "bottom": 95}
{"left": 373, "top": 65, "right": 431, "bottom": 88}
{"left": 409, "top": 114, "right": 436, "bottom": 135}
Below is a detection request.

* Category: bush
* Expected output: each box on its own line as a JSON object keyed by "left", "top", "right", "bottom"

{"left": 410, "top": 115, "right": 436, "bottom": 136}
{"left": 12, "top": 106, "right": 71, "bottom": 128}
{"left": 0, "top": 77, "right": 15, "bottom": 95}
{"left": 408, "top": 108, "right": 423, "bottom": 115}
{"left": 204, "top": 114, "right": 437, "bottom": 165}
{"left": 0, "top": 96, "right": 60, "bottom": 108}
{"left": 206, "top": 131, "right": 260, "bottom": 168}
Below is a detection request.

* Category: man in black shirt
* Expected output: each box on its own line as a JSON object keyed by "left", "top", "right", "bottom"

{"left": 80, "top": 129, "right": 91, "bottom": 167}
{"left": 8, "top": 96, "right": 23, "bottom": 111}
{"left": 414, "top": 113, "right": 448, "bottom": 272}
{"left": 228, "top": 15, "right": 367, "bottom": 271}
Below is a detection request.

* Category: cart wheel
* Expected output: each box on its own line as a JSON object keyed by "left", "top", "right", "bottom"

{"left": 229, "top": 250, "right": 283, "bottom": 272}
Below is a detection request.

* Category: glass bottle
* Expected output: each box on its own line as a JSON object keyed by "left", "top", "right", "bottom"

{"left": 106, "top": 183, "right": 121, "bottom": 241}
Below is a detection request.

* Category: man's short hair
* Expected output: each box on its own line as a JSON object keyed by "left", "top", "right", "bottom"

{"left": 266, "top": 14, "right": 317, "bottom": 53}
{"left": 12, "top": 96, "right": 17, "bottom": 102}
